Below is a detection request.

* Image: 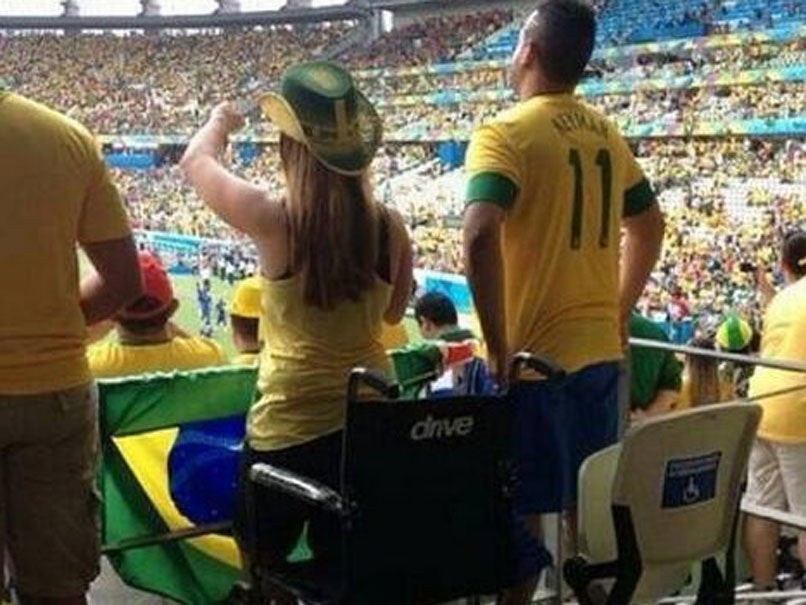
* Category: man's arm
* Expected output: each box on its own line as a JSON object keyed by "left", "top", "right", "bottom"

{"left": 620, "top": 203, "right": 665, "bottom": 339}
{"left": 464, "top": 203, "right": 508, "bottom": 382}
{"left": 81, "top": 236, "right": 143, "bottom": 326}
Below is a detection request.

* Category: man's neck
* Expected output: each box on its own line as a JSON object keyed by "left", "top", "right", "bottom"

{"left": 519, "top": 74, "right": 574, "bottom": 101}
{"left": 117, "top": 326, "right": 173, "bottom": 346}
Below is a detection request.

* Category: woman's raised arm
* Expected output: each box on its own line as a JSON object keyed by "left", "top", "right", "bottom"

{"left": 180, "top": 102, "right": 281, "bottom": 239}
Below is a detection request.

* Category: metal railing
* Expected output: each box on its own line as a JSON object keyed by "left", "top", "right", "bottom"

{"left": 99, "top": 341, "right": 806, "bottom": 605}
{"left": 630, "top": 337, "right": 806, "bottom": 375}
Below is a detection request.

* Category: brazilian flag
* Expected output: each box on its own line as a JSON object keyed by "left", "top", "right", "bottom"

{"left": 98, "top": 367, "right": 258, "bottom": 604}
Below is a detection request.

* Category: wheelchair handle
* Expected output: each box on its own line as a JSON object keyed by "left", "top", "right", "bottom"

{"left": 348, "top": 368, "right": 400, "bottom": 401}
{"left": 509, "top": 352, "right": 566, "bottom": 382}
{"left": 250, "top": 463, "right": 345, "bottom": 514}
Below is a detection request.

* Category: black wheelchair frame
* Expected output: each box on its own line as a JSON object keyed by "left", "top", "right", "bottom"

{"left": 245, "top": 353, "right": 565, "bottom": 605}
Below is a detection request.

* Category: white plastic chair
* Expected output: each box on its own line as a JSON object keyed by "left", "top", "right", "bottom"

{"left": 566, "top": 402, "right": 762, "bottom": 605}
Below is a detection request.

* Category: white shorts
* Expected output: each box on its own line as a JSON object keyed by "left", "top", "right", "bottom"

{"left": 745, "top": 438, "right": 806, "bottom": 516}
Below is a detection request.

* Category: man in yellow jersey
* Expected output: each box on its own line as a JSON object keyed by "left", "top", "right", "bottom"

{"left": 0, "top": 93, "right": 142, "bottom": 605}
{"left": 229, "top": 276, "right": 263, "bottom": 366}
{"left": 88, "top": 251, "right": 226, "bottom": 377}
{"left": 744, "top": 231, "right": 806, "bottom": 594}
{"left": 463, "top": 2, "right": 665, "bottom": 601}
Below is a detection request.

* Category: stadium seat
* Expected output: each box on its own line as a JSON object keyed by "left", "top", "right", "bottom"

{"left": 247, "top": 367, "right": 520, "bottom": 604}
{"left": 564, "top": 402, "right": 762, "bottom": 605}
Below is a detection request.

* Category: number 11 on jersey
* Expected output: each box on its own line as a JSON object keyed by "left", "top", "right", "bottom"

{"left": 568, "top": 148, "right": 613, "bottom": 250}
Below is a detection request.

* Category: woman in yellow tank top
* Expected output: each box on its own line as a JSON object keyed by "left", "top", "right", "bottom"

{"left": 181, "top": 61, "right": 413, "bottom": 597}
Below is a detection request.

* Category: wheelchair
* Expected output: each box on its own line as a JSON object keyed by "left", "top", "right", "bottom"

{"left": 244, "top": 354, "right": 564, "bottom": 605}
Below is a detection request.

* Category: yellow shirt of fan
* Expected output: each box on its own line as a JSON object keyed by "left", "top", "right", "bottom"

{"left": 465, "top": 93, "right": 655, "bottom": 373}
{"left": 749, "top": 277, "right": 806, "bottom": 443}
{"left": 379, "top": 321, "right": 410, "bottom": 351}
{"left": 88, "top": 336, "right": 227, "bottom": 378}
{"left": 231, "top": 352, "right": 260, "bottom": 367}
{"left": 0, "top": 93, "right": 131, "bottom": 394}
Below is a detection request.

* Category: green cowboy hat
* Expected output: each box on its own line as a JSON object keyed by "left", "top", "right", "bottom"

{"left": 259, "top": 61, "right": 382, "bottom": 176}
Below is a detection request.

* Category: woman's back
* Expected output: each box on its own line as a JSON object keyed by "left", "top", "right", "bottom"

{"left": 180, "top": 61, "right": 414, "bottom": 589}
{"left": 249, "top": 273, "right": 392, "bottom": 450}
{"left": 181, "top": 61, "right": 413, "bottom": 452}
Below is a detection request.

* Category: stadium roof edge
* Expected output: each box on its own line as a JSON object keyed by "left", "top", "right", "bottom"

{"left": 0, "top": 6, "right": 371, "bottom": 30}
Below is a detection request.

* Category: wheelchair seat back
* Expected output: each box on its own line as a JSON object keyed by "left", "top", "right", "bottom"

{"left": 341, "top": 395, "right": 516, "bottom": 603}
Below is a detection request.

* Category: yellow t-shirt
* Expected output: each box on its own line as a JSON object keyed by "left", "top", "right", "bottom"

{"left": 465, "top": 93, "right": 656, "bottom": 372}
{"left": 250, "top": 275, "right": 392, "bottom": 451}
{"left": 0, "top": 93, "right": 131, "bottom": 394}
{"left": 379, "top": 322, "right": 410, "bottom": 351}
{"left": 231, "top": 352, "right": 260, "bottom": 367}
{"left": 748, "top": 277, "right": 806, "bottom": 443}
{"left": 88, "top": 336, "right": 227, "bottom": 379}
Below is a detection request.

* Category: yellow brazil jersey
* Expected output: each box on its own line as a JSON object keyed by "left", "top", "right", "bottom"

{"left": 88, "top": 336, "right": 227, "bottom": 379}
{"left": 0, "top": 93, "right": 131, "bottom": 394}
{"left": 465, "top": 93, "right": 656, "bottom": 373}
{"left": 749, "top": 277, "right": 806, "bottom": 443}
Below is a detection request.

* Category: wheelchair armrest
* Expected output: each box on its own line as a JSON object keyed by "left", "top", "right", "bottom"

{"left": 510, "top": 352, "right": 566, "bottom": 381}
{"left": 250, "top": 463, "right": 346, "bottom": 515}
{"left": 348, "top": 368, "right": 400, "bottom": 400}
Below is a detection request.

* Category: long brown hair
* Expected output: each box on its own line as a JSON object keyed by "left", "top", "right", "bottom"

{"left": 279, "top": 135, "right": 379, "bottom": 310}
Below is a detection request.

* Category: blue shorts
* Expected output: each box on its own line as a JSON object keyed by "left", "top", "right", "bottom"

{"left": 510, "top": 361, "right": 620, "bottom": 579}
{"left": 513, "top": 361, "right": 620, "bottom": 515}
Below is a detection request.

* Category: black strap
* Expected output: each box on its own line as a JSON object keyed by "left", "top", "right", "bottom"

{"left": 376, "top": 205, "right": 392, "bottom": 284}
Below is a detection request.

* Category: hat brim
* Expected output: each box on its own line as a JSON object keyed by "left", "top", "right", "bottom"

{"left": 258, "top": 91, "right": 382, "bottom": 176}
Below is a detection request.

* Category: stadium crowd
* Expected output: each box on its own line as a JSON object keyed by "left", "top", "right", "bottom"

{"left": 358, "top": 36, "right": 806, "bottom": 99}
{"left": 385, "top": 80, "right": 806, "bottom": 141}
{"left": 0, "top": 4, "right": 802, "bottom": 334}
{"left": 342, "top": 9, "right": 513, "bottom": 68}
{"left": 111, "top": 133, "right": 805, "bottom": 337}
{"left": 0, "top": 25, "right": 351, "bottom": 135}
{"left": 1, "top": 3, "right": 805, "bottom": 604}
{"left": 1, "top": 5, "right": 802, "bottom": 137}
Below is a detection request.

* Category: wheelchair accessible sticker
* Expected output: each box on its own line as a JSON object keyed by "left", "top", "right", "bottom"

{"left": 662, "top": 452, "right": 721, "bottom": 509}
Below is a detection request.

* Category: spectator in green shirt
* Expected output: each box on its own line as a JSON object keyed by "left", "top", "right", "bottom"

{"left": 630, "top": 312, "right": 683, "bottom": 421}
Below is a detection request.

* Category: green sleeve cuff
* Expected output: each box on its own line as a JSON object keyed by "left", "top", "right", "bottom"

{"left": 623, "top": 178, "right": 656, "bottom": 217}
{"left": 465, "top": 172, "right": 519, "bottom": 209}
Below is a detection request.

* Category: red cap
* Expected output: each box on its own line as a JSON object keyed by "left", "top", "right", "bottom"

{"left": 119, "top": 252, "right": 175, "bottom": 320}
